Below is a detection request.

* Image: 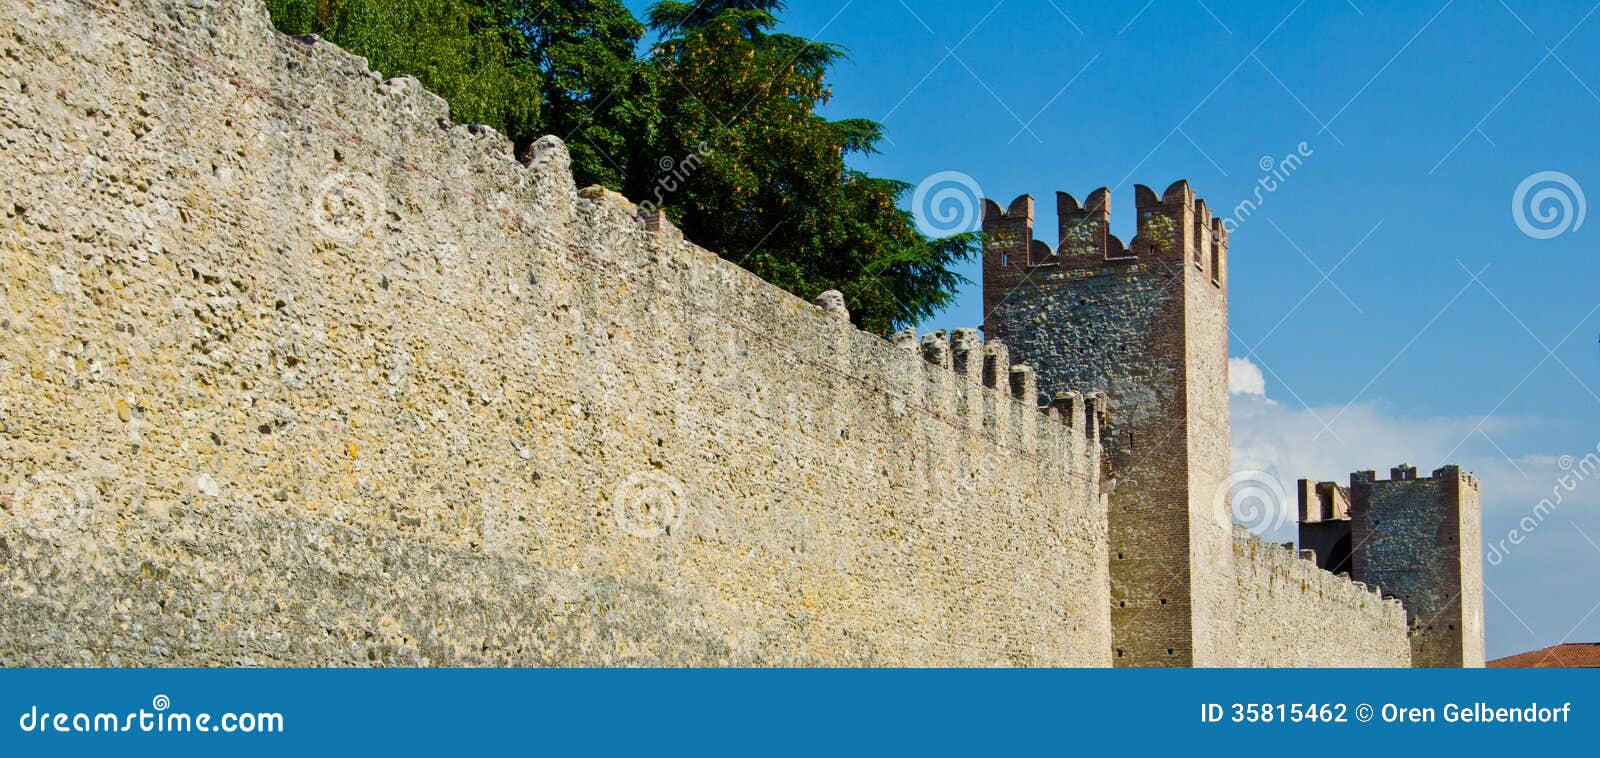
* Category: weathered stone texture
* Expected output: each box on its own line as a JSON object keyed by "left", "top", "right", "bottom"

{"left": 1350, "top": 466, "right": 1485, "bottom": 668}
{"left": 982, "top": 183, "right": 1237, "bottom": 666}
{"left": 981, "top": 182, "right": 1423, "bottom": 668}
{"left": 1231, "top": 527, "right": 1409, "bottom": 667}
{"left": 0, "top": 0, "right": 1110, "bottom": 666}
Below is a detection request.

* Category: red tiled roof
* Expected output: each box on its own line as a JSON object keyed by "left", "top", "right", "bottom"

{"left": 1488, "top": 643, "right": 1600, "bottom": 668}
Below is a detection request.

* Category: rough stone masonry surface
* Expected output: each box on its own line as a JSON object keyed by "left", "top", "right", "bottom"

{"left": 981, "top": 191, "right": 1409, "bottom": 665}
{"left": 0, "top": 0, "right": 1414, "bottom": 668}
{"left": 0, "top": 0, "right": 1111, "bottom": 666}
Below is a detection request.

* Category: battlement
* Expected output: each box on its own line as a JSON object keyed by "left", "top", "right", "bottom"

{"left": 634, "top": 198, "right": 1111, "bottom": 458}
{"left": 1351, "top": 464, "right": 1480, "bottom": 491}
{"left": 1235, "top": 526, "right": 1404, "bottom": 616}
{"left": 1233, "top": 526, "right": 1411, "bottom": 666}
{"left": 981, "top": 181, "right": 1229, "bottom": 286}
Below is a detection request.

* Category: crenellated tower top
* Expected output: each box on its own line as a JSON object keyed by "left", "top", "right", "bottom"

{"left": 982, "top": 181, "right": 1229, "bottom": 289}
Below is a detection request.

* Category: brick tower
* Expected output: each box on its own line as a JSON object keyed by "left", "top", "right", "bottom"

{"left": 981, "top": 182, "right": 1233, "bottom": 667}
{"left": 1297, "top": 465, "right": 1486, "bottom": 667}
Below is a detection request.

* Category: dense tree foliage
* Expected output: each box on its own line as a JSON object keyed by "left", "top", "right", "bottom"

{"left": 264, "top": 0, "right": 974, "bottom": 333}
{"left": 641, "top": 0, "right": 972, "bottom": 333}
{"left": 492, "top": 1, "right": 660, "bottom": 189}
{"left": 265, "top": 0, "right": 542, "bottom": 143}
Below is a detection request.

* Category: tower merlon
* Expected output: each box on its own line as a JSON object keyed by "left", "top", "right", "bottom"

{"left": 982, "top": 342, "right": 1011, "bottom": 396}
{"left": 920, "top": 331, "right": 952, "bottom": 371}
{"left": 950, "top": 328, "right": 983, "bottom": 384}
{"left": 981, "top": 195, "right": 1054, "bottom": 268}
{"left": 890, "top": 328, "right": 918, "bottom": 353}
{"left": 1051, "top": 391, "right": 1084, "bottom": 430}
{"left": 1009, "top": 364, "right": 1037, "bottom": 406}
{"left": 981, "top": 181, "right": 1228, "bottom": 279}
{"left": 1085, "top": 391, "right": 1109, "bottom": 446}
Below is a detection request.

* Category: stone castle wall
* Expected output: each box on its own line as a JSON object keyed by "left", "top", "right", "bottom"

{"left": 0, "top": 0, "right": 1111, "bottom": 666}
{"left": 1181, "top": 198, "right": 1236, "bottom": 669}
{"left": 1231, "top": 528, "right": 1410, "bottom": 667}
{"left": 980, "top": 226, "right": 1192, "bottom": 666}
{"left": 980, "top": 188, "right": 1411, "bottom": 668}
{"left": 981, "top": 186, "right": 1239, "bottom": 666}
{"left": 1352, "top": 467, "right": 1486, "bottom": 668}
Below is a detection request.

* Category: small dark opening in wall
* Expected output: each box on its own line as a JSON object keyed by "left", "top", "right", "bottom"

{"left": 1116, "top": 552, "right": 1124, "bottom": 560}
{"left": 1116, "top": 649, "right": 1125, "bottom": 657}
{"left": 1119, "top": 601, "right": 1127, "bottom": 608}
{"left": 1159, "top": 598, "right": 1167, "bottom": 606}
{"left": 1126, "top": 431, "right": 1135, "bottom": 449}
{"left": 1167, "top": 648, "right": 1175, "bottom": 655}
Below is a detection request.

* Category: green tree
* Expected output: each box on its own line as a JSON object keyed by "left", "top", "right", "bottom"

{"left": 492, "top": 1, "right": 660, "bottom": 189}
{"left": 265, "top": 0, "right": 542, "bottom": 144}
{"left": 642, "top": 0, "right": 973, "bottom": 332}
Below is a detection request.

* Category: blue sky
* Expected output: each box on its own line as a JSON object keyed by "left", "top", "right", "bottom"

{"left": 625, "top": 0, "right": 1600, "bottom": 660}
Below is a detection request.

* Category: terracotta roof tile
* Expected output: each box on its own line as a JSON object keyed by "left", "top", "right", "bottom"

{"left": 1488, "top": 643, "right": 1600, "bottom": 668}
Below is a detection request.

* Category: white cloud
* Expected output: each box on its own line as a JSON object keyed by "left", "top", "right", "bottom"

{"left": 1226, "top": 357, "right": 1561, "bottom": 542}
{"left": 1229, "top": 357, "right": 1266, "bottom": 396}
{"left": 1224, "top": 356, "right": 1600, "bottom": 658}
